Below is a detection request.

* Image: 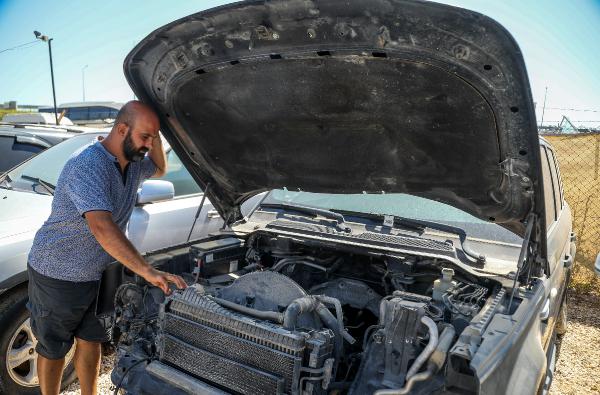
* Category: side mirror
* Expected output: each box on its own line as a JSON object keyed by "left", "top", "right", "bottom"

{"left": 595, "top": 253, "right": 600, "bottom": 277}
{"left": 137, "top": 180, "right": 174, "bottom": 204}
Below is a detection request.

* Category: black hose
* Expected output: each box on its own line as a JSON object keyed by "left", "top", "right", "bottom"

{"left": 316, "top": 304, "right": 344, "bottom": 360}
{"left": 283, "top": 296, "right": 319, "bottom": 330}
{"left": 211, "top": 296, "right": 284, "bottom": 324}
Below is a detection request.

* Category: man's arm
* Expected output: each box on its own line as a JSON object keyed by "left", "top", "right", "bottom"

{"left": 149, "top": 134, "right": 167, "bottom": 178}
{"left": 85, "top": 211, "right": 186, "bottom": 294}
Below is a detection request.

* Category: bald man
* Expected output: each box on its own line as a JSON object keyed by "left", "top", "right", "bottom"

{"left": 27, "top": 101, "right": 187, "bottom": 395}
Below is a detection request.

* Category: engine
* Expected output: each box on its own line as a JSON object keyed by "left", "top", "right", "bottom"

{"left": 111, "top": 234, "right": 503, "bottom": 395}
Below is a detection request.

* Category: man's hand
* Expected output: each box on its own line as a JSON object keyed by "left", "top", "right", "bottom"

{"left": 85, "top": 211, "right": 186, "bottom": 294}
{"left": 142, "top": 267, "right": 188, "bottom": 295}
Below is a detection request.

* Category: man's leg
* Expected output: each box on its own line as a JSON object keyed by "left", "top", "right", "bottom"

{"left": 37, "top": 355, "right": 65, "bottom": 395}
{"left": 73, "top": 338, "right": 102, "bottom": 395}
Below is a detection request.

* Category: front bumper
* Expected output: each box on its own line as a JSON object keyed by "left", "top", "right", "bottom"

{"left": 112, "top": 357, "right": 228, "bottom": 395}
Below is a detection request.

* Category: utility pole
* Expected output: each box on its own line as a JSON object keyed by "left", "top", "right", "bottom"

{"left": 34, "top": 31, "right": 58, "bottom": 125}
{"left": 540, "top": 86, "right": 548, "bottom": 127}
{"left": 82, "top": 65, "right": 88, "bottom": 102}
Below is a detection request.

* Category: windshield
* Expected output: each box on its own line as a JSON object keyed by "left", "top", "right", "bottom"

{"left": 263, "top": 189, "right": 521, "bottom": 244}
{"left": 2, "top": 133, "right": 104, "bottom": 194}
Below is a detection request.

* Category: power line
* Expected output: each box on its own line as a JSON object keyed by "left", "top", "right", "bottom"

{"left": 542, "top": 120, "right": 600, "bottom": 123}
{"left": 544, "top": 107, "right": 600, "bottom": 113}
{"left": 0, "top": 40, "right": 41, "bottom": 54}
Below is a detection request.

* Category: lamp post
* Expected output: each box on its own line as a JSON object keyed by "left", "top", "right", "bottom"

{"left": 82, "top": 65, "right": 88, "bottom": 102}
{"left": 34, "top": 30, "right": 58, "bottom": 125}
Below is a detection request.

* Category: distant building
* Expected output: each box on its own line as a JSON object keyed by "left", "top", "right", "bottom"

{"left": 1, "top": 102, "right": 49, "bottom": 112}
{"left": 39, "top": 101, "right": 123, "bottom": 125}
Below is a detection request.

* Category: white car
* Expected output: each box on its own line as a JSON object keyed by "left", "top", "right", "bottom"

{"left": 0, "top": 131, "right": 227, "bottom": 393}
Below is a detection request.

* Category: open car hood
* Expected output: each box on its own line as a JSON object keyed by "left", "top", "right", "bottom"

{"left": 124, "top": 0, "right": 545, "bottom": 241}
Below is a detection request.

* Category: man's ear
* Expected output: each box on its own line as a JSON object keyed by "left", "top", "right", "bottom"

{"left": 116, "top": 122, "right": 129, "bottom": 137}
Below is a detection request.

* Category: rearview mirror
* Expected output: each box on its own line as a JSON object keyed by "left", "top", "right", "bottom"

{"left": 137, "top": 180, "right": 174, "bottom": 204}
{"left": 595, "top": 253, "right": 600, "bottom": 277}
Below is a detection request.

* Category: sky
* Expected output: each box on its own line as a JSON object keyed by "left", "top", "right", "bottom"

{"left": 1, "top": 0, "right": 599, "bottom": 127}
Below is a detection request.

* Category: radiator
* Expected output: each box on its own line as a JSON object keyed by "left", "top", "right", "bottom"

{"left": 158, "top": 287, "right": 335, "bottom": 395}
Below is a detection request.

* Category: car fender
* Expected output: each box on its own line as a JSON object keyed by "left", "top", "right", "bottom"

{"left": 472, "top": 281, "right": 547, "bottom": 394}
{"left": 0, "top": 231, "right": 35, "bottom": 296}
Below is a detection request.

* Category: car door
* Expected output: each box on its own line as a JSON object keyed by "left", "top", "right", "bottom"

{"left": 539, "top": 143, "right": 572, "bottom": 349}
{"left": 127, "top": 150, "right": 224, "bottom": 253}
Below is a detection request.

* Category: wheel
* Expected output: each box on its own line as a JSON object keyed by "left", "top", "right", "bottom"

{"left": 555, "top": 295, "right": 568, "bottom": 336}
{"left": 0, "top": 285, "right": 77, "bottom": 394}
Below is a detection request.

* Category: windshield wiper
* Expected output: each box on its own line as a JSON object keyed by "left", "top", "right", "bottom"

{"left": 259, "top": 202, "right": 350, "bottom": 232}
{"left": 331, "top": 209, "right": 426, "bottom": 234}
{"left": 332, "top": 209, "right": 485, "bottom": 264}
{"left": 20, "top": 175, "right": 55, "bottom": 195}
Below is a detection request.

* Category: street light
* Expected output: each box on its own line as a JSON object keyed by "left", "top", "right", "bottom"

{"left": 82, "top": 65, "right": 88, "bottom": 102}
{"left": 34, "top": 30, "right": 58, "bottom": 125}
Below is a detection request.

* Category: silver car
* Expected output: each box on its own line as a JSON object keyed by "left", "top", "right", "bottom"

{"left": 0, "top": 132, "right": 224, "bottom": 393}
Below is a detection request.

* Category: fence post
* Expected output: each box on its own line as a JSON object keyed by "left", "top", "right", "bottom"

{"left": 595, "top": 134, "right": 600, "bottom": 180}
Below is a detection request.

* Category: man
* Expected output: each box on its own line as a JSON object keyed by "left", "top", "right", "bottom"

{"left": 27, "top": 101, "right": 187, "bottom": 395}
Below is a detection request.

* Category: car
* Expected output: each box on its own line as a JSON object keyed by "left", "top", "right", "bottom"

{"left": 1, "top": 112, "right": 74, "bottom": 126}
{"left": 0, "top": 124, "right": 78, "bottom": 173}
{"left": 0, "top": 131, "right": 227, "bottom": 394}
{"left": 104, "top": 1, "right": 575, "bottom": 394}
{"left": 38, "top": 101, "right": 124, "bottom": 125}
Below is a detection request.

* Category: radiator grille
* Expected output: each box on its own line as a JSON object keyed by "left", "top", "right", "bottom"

{"left": 159, "top": 288, "right": 334, "bottom": 395}
{"left": 161, "top": 335, "right": 284, "bottom": 395}
{"left": 162, "top": 313, "right": 301, "bottom": 389}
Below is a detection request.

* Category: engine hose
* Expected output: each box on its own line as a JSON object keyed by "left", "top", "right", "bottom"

{"left": 405, "top": 316, "right": 439, "bottom": 380}
{"left": 375, "top": 371, "right": 433, "bottom": 395}
{"left": 374, "top": 325, "right": 455, "bottom": 395}
{"left": 283, "top": 296, "right": 319, "bottom": 330}
{"left": 426, "top": 325, "right": 456, "bottom": 372}
{"left": 315, "top": 304, "right": 344, "bottom": 360}
{"left": 273, "top": 260, "right": 328, "bottom": 273}
{"left": 316, "top": 295, "right": 356, "bottom": 344}
{"left": 211, "top": 296, "right": 284, "bottom": 324}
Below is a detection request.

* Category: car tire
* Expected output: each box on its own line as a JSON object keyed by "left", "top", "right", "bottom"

{"left": 555, "top": 295, "right": 568, "bottom": 336}
{"left": 0, "top": 285, "right": 77, "bottom": 394}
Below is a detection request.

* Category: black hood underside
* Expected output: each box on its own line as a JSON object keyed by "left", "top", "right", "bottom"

{"left": 124, "top": 0, "right": 544, "bottom": 240}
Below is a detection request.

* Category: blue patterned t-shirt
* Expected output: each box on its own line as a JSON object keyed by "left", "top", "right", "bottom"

{"left": 28, "top": 141, "right": 156, "bottom": 282}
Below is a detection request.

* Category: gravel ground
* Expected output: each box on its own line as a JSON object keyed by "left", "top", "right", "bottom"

{"left": 61, "top": 346, "right": 116, "bottom": 395}
{"left": 549, "top": 293, "right": 600, "bottom": 395}
{"left": 60, "top": 293, "right": 600, "bottom": 395}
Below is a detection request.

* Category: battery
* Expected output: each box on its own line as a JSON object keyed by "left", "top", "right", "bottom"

{"left": 189, "top": 237, "right": 246, "bottom": 277}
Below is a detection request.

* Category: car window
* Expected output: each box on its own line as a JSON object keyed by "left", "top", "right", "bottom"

{"left": 156, "top": 150, "right": 202, "bottom": 197}
{"left": 0, "top": 136, "right": 45, "bottom": 173}
{"left": 5, "top": 133, "right": 103, "bottom": 191}
{"left": 540, "top": 146, "right": 557, "bottom": 228}
{"left": 546, "top": 148, "right": 563, "bottom": 209}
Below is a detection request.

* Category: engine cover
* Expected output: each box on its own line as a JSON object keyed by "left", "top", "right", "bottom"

{"left": 158, "top": 286, "right": 335, "bottom": 395}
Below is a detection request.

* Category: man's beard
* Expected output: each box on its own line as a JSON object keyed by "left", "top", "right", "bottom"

{"left": 123, "top": 131, "right": 148, "bottom": 162}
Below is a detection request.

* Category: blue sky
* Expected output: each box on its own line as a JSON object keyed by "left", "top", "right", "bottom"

{"left": 1, "top": 0, "right": 599, "bottom": 127}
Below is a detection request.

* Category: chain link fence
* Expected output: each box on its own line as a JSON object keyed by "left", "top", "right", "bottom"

{"left": 542, "top": 132, "right": 600, "bottom": 294}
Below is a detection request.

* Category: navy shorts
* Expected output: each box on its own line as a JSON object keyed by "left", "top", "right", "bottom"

{"left": 27, "top": 265, "right": 110, "bottom": 360}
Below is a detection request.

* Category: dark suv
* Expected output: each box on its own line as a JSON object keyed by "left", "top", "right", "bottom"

{"left": 103, "top": 1, "right": 574, "bottom": 394}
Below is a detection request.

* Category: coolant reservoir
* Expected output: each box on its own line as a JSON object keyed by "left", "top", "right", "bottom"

{"left": 432, "top": 267, "right": 457, "bottom": 302}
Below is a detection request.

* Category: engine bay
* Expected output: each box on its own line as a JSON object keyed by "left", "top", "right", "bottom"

{"left": 110, "top": 232, "right": 510, "bottom": 394}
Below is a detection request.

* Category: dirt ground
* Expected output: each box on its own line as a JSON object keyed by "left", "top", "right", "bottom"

{"left": 59, "top": 292, "right": 600, "bottom": 395}
{"left": 549, "top": 292, "right": 600, "bottom": 395}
